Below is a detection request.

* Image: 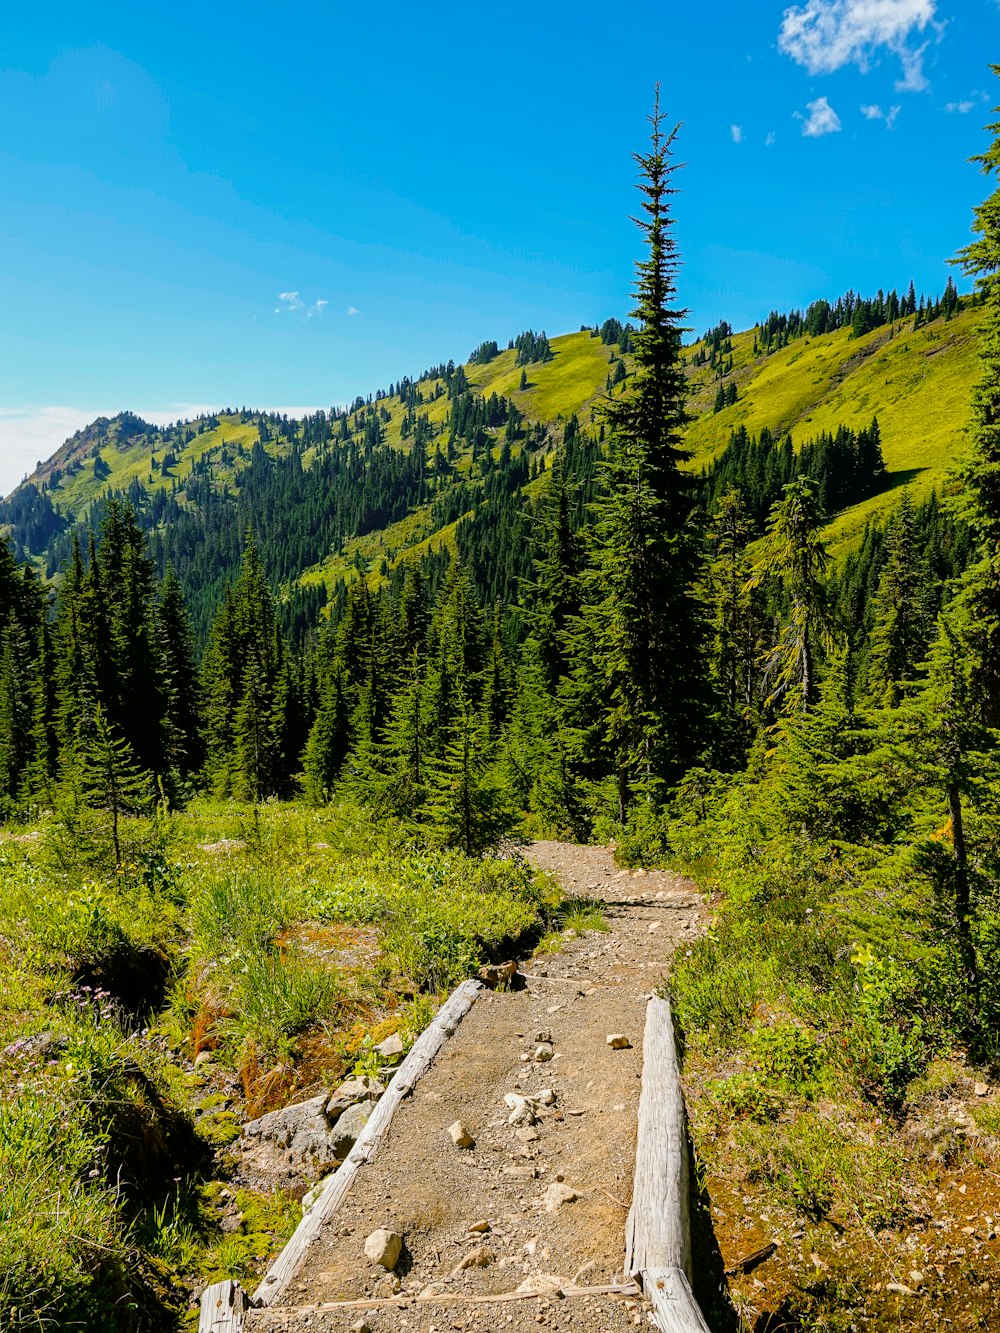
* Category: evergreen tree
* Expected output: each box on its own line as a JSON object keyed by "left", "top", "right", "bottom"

{"left": 955, "top": 72, "right": 1000, "bottom": 725}
{"left": 705, "top": 488, "right": 761, "bottom": 734}
{"left": 866, "top": 495, "right": 935, "bottom": 705}
{"left": 156, "top": 566, "right": 205, "bottom": 780}
{"left": 303, "top": 657, "right": 347, "bottom": 802}
{"left": 202, "top": 529, "right": 290, "bottom": 797}
{"left": 749, "top": 476, "right": 832, "bottom": 712}
{"left": 583, "top": 90, "right": 710, "bottom": 813}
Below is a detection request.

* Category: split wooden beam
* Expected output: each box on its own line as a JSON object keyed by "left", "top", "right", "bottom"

{"left": 625, "top": 994, "right": 712, "bottom": 1333}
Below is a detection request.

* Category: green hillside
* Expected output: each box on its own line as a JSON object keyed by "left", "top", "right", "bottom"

{"left": 3, "top": 303, "right": 982, "bottom": 618}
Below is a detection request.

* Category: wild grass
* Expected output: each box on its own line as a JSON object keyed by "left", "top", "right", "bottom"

{"left": 0, "top": 798, "right": 550, "bottom": 1329}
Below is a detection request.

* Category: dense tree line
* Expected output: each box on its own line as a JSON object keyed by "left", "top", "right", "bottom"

{"left": 704, "top": 418, "right": 886, "bottom": 527}
{"left": 758, "top": 275, "right": 968, "bottom": 352}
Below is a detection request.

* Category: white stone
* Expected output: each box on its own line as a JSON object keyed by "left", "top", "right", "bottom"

{"left": 364, "top": 1227, "right": 402, "bottom": 1270}
{"left": 606, "top": 1033, "right": 632, "bottom": 1049}
{"left": 448, "top": 1120, "right": 475, "bottom": 1148}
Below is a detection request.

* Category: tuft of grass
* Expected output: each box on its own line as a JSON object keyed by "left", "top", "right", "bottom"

{"left": 558, "top": 900, "right": 610, "bottom": 936}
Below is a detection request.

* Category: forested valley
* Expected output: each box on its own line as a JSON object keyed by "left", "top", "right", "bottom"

{"left": 2, "top": 83, "right": 1000, "bottom": 1333}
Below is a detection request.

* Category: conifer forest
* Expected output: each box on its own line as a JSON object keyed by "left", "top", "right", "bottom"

{"left": 3, "top": 74, "right": 1000, "bottom": 1333}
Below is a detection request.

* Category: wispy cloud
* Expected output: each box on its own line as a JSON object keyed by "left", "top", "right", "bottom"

{"left": 275, "top": 291, "right": 328, "bottom": 318}
{"left": 347, "top": 306, "right": 360, "bottom": 316}
{"left": 795, "top": 96, "right": 843, "bottom": 137}
{"left": 861, "top": 102, "right": 901, "bottom": 127}
{"left": 779, "top": 0, "right": 939, "bottom": 91}
{"left": 765, "top": 131, "right": 777, "bottom": 147}
{"left": 946, "top": 91, "right": 989, "bottom": 113}
{"left": 731, "top": 124, "right": 744, "bottom": 143}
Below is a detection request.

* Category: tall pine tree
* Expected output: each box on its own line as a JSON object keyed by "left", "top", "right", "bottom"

{"left": 584, "top": 89, "right": 710, "bottom": 814}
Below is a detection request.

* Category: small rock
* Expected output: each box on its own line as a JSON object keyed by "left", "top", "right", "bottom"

{"left": 374, "top": 1033, "right": 404, "bottom": 1060}
{"left": 534, "top": 1029, "right": 553, "bottom": 1044}
{"left": 468, "top": 1219, "right": 491, "bottom": 1233}
{"left": 448, "top": 1120, "right": 475, "bottom": 1149}
{"left": 909, "top": 1271, "right": 925, "bottom": 1288}
{"left": 504, "top": 1165, "right": 538, "bottom": 1180}
{"left": 534, "top": 1044, "right": 554, "bottom": 1063}
{"left": 451, "top": 1245, "right": 495, "bottom": 1275}
{"left": 516, "top": 1127, "right": 540, "bottom": 1143}
{"left": 975, "top": 1081, "right": 990, "bottom": 1097}
{"left": 478, "top": 960, "right": 517, "bottom": 989}
{"left": 364, "top": 1228, "right": 402, "bottom": 1270}
{"left": 350, "top": 1321, "right": 370, "bottom": 1333}
{"left": 536, "top": 1088, "right": 556, "bottom": 1106}
{"left": 647, "top": 922, "right": 660, "bottom": 933}
{"left": 607, "top": 1034, "right": 632, "bottom": 1050}
{"left": 504, "top": 1094, "right": 537, "bottom": 1126}
{"left": 543, "top": 1183, "right": 578, "bottom": 1213}
{"left": 194, "top": 1050, "right": 215, "bottom": 1067}
{"left": 886, "top": 1282, "right": 917, "bottom": 1297}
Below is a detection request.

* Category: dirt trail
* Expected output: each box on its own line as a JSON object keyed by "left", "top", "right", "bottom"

{"left": 248, "top": 841, "right": 704, "bottom": 1332}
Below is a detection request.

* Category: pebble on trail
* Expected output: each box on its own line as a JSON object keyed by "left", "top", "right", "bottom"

{"left": 448, "top": 1119, "right": 475, "bottom": 1148}
{"left": 363, "top": 1227, "right": 402, "bottom": 1270}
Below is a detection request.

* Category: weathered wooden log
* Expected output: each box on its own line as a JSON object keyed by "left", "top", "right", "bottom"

{"left": 199, "top": 1280, "right": 248, "bottom": 1333}
{"left": 625, "top": 995, "right": 711, "bottom": 1332}
{"left": 253, "top": 976, "right": 483, "bottom": 1307}
{"left": 625, "top": 994, "right": 691, "bottom": 1279}
{"left": 643, "top": 1268, "right": 712, "bottom": 1333}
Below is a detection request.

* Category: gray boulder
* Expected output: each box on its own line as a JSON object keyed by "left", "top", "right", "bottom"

{"left": 331, "top": 1098, "right": 378, "bottom": 1156}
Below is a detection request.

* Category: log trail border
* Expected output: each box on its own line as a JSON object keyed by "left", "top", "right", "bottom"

{"left": 198, "top": 977, "right": 483, "bottom": 1332}
{"left": 199, "top": 980, "right": 714, "bottom": 1331}
{"left": 626, "top": 993, "right": 712, "bottom": 1332}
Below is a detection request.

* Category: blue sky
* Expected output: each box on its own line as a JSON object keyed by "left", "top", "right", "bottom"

{"left": 0, "top": 0, "right": 997, "bottom": 493}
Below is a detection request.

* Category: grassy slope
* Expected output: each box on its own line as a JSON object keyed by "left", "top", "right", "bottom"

{"left": 686, "top": 309, "right": 980, "bottom": 549}
{"left": 21, "top": 307, "right": 983, "bottom": 583}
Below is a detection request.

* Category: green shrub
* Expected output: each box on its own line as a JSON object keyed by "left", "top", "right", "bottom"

{"left": 748, "top": 1019, "right": 824, "bottom": 1090}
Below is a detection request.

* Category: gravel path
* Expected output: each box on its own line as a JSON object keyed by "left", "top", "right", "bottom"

{"left": 247, "top": 841, "right": 704, "bottom": 1332}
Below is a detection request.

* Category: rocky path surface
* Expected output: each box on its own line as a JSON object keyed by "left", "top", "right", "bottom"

{"left": 247, "top": 842, "right": 704, "bottom": 1332}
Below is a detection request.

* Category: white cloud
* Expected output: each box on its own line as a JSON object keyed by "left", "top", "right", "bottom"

{"left": 946, "top": 91, "right": 989, "bottom": 113}
{"left": 778, "top": 0, "right": 939, "bottom": 91}
{"left": 796, "top": 96, "right": 843, "bottom": 136}
{"left": 275, "top": 291, "right": 328, "bottom": 319}
{"left": 731, "top": 124, "right": 744, "bottom": 143}
{"left": 347, "top": 306, "right": 360, "bottom": 316}
{"left": 765, "top": 131, "right": 777, "bottom": 146}
{"left": 861, "top": 101, "right": 901, "bottom": 126}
